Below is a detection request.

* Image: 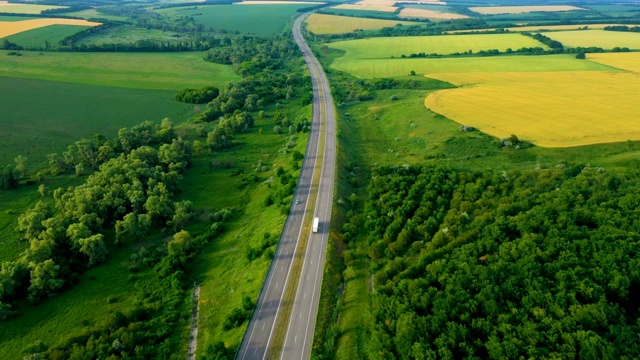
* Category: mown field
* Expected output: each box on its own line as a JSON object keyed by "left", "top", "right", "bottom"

{"left": 327, "top": 33, "right": 548, "bottom": 58}
{"left": 544, "top": 29, "right": 640, "bottom": 50}
{"left": 425, "top": 66, "right": 640, "bottom": 147}
{"left": 0, "top": 50, "right": 239, "bottom": 89}
{"left": 589, "top": 51, "right": 640, "bottom": 72}
{"left": 3, "top": 24, "right": 92, "bottom": 48}
{"left": 155, "top": 4, "right": 308, "bottom": 34}
{"left": 305, "top": 13, "right": 421, "bottom": 34}
{"left": 330, "top": 53, "right": 613, "bottom": 78}
{"left": 0, "top": 76, "right": 199, "bottom": 167}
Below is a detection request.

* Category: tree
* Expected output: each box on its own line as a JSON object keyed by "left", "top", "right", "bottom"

{"left": 1, "top": 165, "right": 17, "bottom": 189}
{"left": 78, "top": 234, "right": 108, "bottom": 267}
{"left": 168, "top": 201, "right": 194, "bottom": 231}
{"left": 14, "top": 155, "right": 28, "bottom": 179}
{"left": 576, "top": 52, "right": 586, "bottom": 59}
{"left": 27, "top": 259, "right": 64, "bottom": 302}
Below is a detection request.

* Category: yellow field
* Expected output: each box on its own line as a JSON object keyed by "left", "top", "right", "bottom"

{"left": 425, "top": 68, "right": 640, "bottom": 147}
{"left": 305, "top": 14, "right": 421, "bottom": 34}
{"left": 544, "top": 29, "right": 640, "bottom": 50}
{"left": 0, "top": 1, "right": 66, "bottom": 14}
{"left": 469, "top": 5, "right": 586, "bottom": 15}
{"left": 332, "top": 3, "right": 397, "bottom": 12}
{"left": 238, "top": 1, "right": 323, "bottom": 4}
{"left": 398, "top": 8, "right": 468, "bottom": 20}
{"left": 588, "top": 52, "right": 640, "bottom": 72}
{"left": 0, "top": 18, "right": 100, "bottom": 38}
{"left": 448, "top": 24, "right": 626, "bottom": 34}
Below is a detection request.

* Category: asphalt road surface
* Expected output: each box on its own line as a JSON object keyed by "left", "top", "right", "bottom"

{"left": 236, "top": 11, "right": 336, "bottom": 360}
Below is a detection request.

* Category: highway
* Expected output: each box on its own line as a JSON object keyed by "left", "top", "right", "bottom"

{"left": 236, "top": 11, "right": 336, "bottom": 360}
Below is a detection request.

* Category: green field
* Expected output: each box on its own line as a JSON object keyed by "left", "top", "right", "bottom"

{"left": 327, "top": 33, "right": 548, "bottom": 58}
{"left": 330, "top": 53, "right": 615, "bottom": 78}
{"left": 545, "top": 29, "right": 640, "bottom": 49}
{"left": 0, "top": 77, "right": 199, "bottom": 167}
{"left": 3, "top": 24, "right": 92, "bottom": 48}
{"left": 60, "top": 8, "right": 129, "bottom": 21}
{"left": 156, "top": 4, "right": 309, "bottom": 34}
{"left": 585, "top": 4, "right": 640, "bottom": 18}
{"left": 76, "top": 24, "right": 185, "bottom": 45}
{"left": 0, "top": 50, "right": 239, "bottom": 89}
{"left": 322, "top": 7, "right": 400, "bottom": 19}
{"left": 0, "top": 15, "right": 32, "bottom": 21}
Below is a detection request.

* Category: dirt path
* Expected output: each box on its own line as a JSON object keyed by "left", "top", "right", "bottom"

{"left": 188, "top": 284, "right": 200, "bottom": 360}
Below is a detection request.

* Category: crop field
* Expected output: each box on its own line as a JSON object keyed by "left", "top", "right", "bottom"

{"left": 588, "top": 52, "right": 640, "bottom": 72}
{"left": 0, "top": 77, "right": 199, "bottom": 167}
{"left": 59, "top": 8, "right": 129, "bottom": 21}
{"left": 425, "top": 69, "right": 640, "bottom": 147}
{"left": 329, "top": 53, "right": 613, "bottom": 78}
{"left": 0, "top": 15, "right": 31, "bottom": 21}
{"left": 332, "top": 3, "right": 397, "bottom": 12}
{"left": 0, "top": 18, "right": 99, "bottom": 38}
{"left": 322, "top": 7, "right": 399, "bottom": 19}
{"left": 0, "top": 1, "right": 67, "bottom": 14}
{"left": 398, "top": 8, "right": 469, "bottom": 20}
{"left": 327, "top": 33, "right": 548, "bottom": 58}
{"left": 585, "top": 4, "right": 640, "bottom": 18}
{"left": 544, "top": 29, "right": 640, "bottom": 50}
{"left": 3, "top": 24, "right": 92, "bottom": 48}
{"left": 469, "top": 5, "right": 587, "bottom": 15}
{"left": 449, "top": 24, "right": 626, "bottom": 33}
{"left": 155, "top": 4, "right": 308, "bottom": 34}
{"left": 0, "top": 50, "right": 239, "bottom": 90}
{"left": 305, "top": 14, "right": 421, "bottom": 34}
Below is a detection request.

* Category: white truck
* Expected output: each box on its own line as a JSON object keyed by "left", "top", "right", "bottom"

{"left": 312, "top": 217, "right": 319, "bottom": 233}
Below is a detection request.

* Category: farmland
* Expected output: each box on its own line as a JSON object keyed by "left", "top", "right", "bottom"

{"left": 155, "top": 4, "right": 309, "bottom": 34}
{"left": 0, "top": 2, "right": 67, "bottom": 14}
{"left": 3, "top": 24, "right": 93, "bottom": 48}
{"left": 398, "top": 8, "right": 469, "bottom": 20}
{"left": 326, "top": 33, "right": 548, "bottom": 58}
{"left": 0, "top": 50, "right": 239, "bottom": 90}
{"left": 305, "top": 14, "right": 421, "bottom": 35}
{"left": 589, "top": 51, "right": 640, "bottom": 72}
{"left": 544, "top": 29, "right": 640, "bottom": 50}
{"left": 425, "top": 69, "right": 640, "bottom": 147}
{"left": 0, "top": 18, "right": 99, "bottom": 39}
{"left": 469, "top": 5, "right": 587, "bottom": 15}
{"left": 74, "top": 25, "right": 185, "bottom": 46}
{"left": 0, "top": 76, "right": 198, "bottom": 166}
{"left": 329, "top": 53, "right": 613, "bottom": 79}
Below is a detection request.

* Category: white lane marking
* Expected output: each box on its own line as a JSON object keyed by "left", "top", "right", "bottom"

{"left": 262, "top": 323, "right": 265, "bottom": 331}
{"left": 304, "top": 292, "right": 307, "bottom": 299}
{"left": 299, "top": 312, "right": 302, "bottom": 319}
{"left": 295, "top": 335, "right": 298, "bottom": 343}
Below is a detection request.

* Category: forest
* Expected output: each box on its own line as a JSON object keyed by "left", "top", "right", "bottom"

{"left": 337, "top": 164, "right": 640, "bottom": 359}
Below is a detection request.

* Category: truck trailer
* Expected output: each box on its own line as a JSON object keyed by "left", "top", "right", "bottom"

{"left": 312, "top": 217, "right": 319, "bottom": 233}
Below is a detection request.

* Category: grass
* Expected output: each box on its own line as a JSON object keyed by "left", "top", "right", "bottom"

{"left": 3, "top": 24, "right": 92, "bottom": 48}
{"left": 544, "top": 29, "right": 640, "bottom": 50}
{"left": 0, "top": 3, "right": 67, "bottom": 14}
{"left": 0, "top": 50, "right": 239, "bottom": 90}
{"left": 321, "top": 7, "right": 399, "bottom": 19}
{"left": 186, "top": 106, "right": 312, "bottom": 354}
{"left": 327, "top": 33, "right": 549, "bottom": 59}
{"left": 305, "top": 14, "right": 421, "bottom": 35}
{"left": 330, "top": 53, "right": 614, "bottom": 78}
{"left": 0, "top": 15, "right": 32, "bottom": 21}
{"left": 155, "top": 4, "right": 309, "bottom": 34}
{"left": 0, "top": 77, "right": 200, "bottom": 167}
{"left": 398, "top": 8, "right": 469, "bottom": 20}
{"left": 59, "top": 8, "right": 129, "bottom": 21}
{"left": 0, "top": 240, "right": 150, "bottom": 359}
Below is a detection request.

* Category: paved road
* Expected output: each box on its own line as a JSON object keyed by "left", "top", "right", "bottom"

{"left": 236, "top": 11, "right": 336, "bottom": 360}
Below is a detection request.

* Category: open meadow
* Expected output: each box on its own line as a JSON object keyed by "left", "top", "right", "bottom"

{"left": 3, "top": 24, "right": 93, "bottom": 48}
{"left": 0, "top": 50, "right": 239, "bottom": 89}
{"left": 155, "top": 4, "right": 309, "bottom": 34}
{"left": 305, "top": 14, "right": 421, "bottom": 34}
{"left": 327, "top": 33, "right": 548, "bottom": 58}
{"left": 425, "top": 68, "right": 640, "bottom": 147}
{"left": 329, "top": 53, "right": 612, "bottom": 78}
{"left": 544, "top": 29, "right": 640, "bottom": 50}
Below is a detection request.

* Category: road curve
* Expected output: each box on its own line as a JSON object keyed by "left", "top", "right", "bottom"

{"left": 235, "top": 11, "right": 336, "bottom": 360}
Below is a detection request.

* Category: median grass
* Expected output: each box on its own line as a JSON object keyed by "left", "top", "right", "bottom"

{"left": 155, "top": 4, "right": 308, "bottom": 34}
{"left": 544, "top": 29, "right": 640, "bottom": 50}
{"left": 0, "top": 50, "right": 239, "bottom": 90}
{"left": 305, "top": 14, "right": 421, "bottom": 35}
{"left": 327, "top": 33, "right": 548, "bottom": 59}
{"left": 330, "top": 53, "right": 614, "bottom": 78}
